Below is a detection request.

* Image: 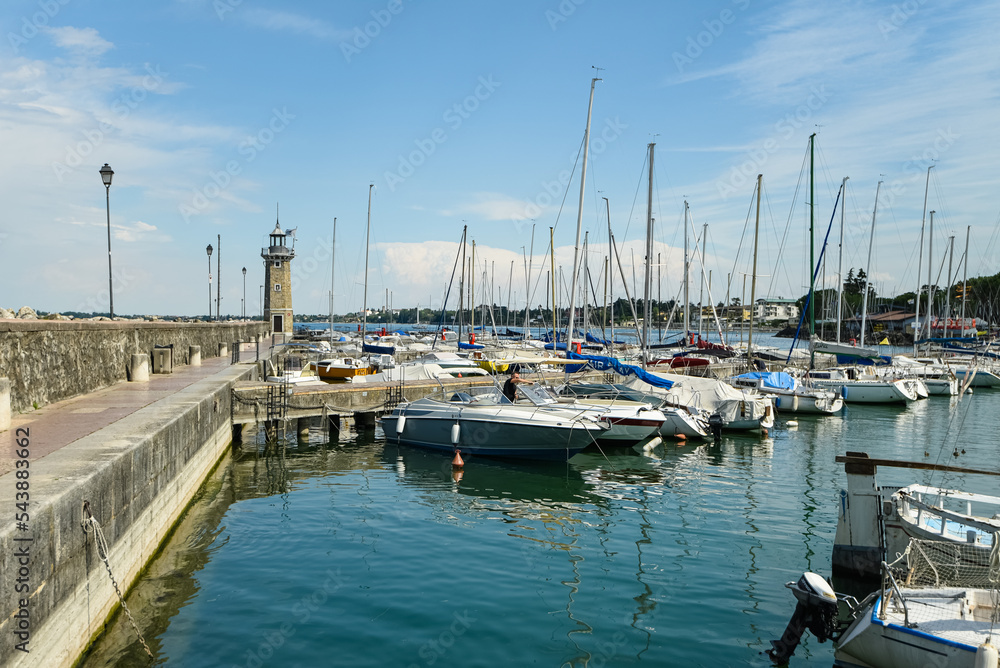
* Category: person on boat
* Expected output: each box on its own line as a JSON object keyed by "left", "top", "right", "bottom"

{"left": 502, "top": 369, "right": 528, "bottom": 402}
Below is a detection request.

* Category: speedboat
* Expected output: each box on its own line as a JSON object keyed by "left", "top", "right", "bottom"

{"left": 804, "top": 367, "right": 918, "bottom": 404}
{"left": 380, "top": 386, "right": 608, "bottom": 461}
{"left": 309, "top": 357, "right": 373, "bottom": 381}
{"left": 555, "top": 382, "right": 710, "bottom": 439}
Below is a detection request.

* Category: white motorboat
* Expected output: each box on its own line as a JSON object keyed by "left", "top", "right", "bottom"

{"left": 729, "top": 371, "right": 843, "bottom": 415}
{"left": 546, "top": 393, "right": 667, "bottom": 445}
{"left": 555, "top": 382, "right": 711, "bottom": 439}
{"left": 380, "top": 386, "right": 608, "bottom": 461}
{"left": 892, "top": 356, "right": 959, "bottom": 396}
{"left": 625, "top": 371, "right": 775, "bottom": 433}
{"left": 804, "top": 367, "right": 918, "bottom": 404}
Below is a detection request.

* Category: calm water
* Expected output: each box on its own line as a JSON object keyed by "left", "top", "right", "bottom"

{"left": 81, "top": 388, "right": 999, "bottom": 668}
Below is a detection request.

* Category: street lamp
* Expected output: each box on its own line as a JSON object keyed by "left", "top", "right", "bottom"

{"left": 259, "top": 285, "right": 264, "bottom": 320}
{"left": 206, "top": 244, "right": 213, "bottom": 320}
{"left": 99, "top": 163, "right": 114, "bottom": 318}
{"left": 242, "top": 267, "right": 247, "bottom": 320}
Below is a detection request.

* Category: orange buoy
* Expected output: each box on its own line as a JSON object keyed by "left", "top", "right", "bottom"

{"left": 675, "top": 433, "right": 687, "bottom": 441}
{"left": 452, "top": 449, "right": 465, "bottom": 468}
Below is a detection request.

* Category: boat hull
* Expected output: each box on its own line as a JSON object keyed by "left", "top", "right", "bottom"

{"left": 809, "top": 379, "right": 916, "bottom": 404}
{"left": 381, "top": 410, "right": 599, "bottom": 461}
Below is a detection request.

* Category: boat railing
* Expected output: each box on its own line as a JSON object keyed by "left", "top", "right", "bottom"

{"left": 899, "top": 491, "right": 1000, "bottom": 543}
{"left": 878, "top": 559, "right": 914, "bottom": 627}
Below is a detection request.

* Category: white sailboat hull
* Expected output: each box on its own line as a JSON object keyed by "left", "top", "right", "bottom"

{"left": 807, "top": 378, "right": 916, "bottom": 404}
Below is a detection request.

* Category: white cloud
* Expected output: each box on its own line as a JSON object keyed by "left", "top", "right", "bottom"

{"left": 241, "top": 9, "right": 350, "bottom": 40}
{"left": 45, "top": 27, "right": 113, "bottom": 57}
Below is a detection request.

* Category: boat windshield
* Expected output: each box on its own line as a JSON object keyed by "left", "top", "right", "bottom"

{"left": 516, "top": 384, "right": 559, "bottom": 406}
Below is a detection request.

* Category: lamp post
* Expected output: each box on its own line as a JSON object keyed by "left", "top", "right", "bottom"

{"left": 99, "top": 163, "right": 114, "bottom": 318}
{"left": 242, "top": 267, "right": 247, "bottom": 320}
{"left": 259, "top": 285, "right": 264, "bottom": 320}
{"left": 206, "top": 244, "right": 213, "bottom": 320}
{"left": 216, "top": 234, "right": 221, "bottom": 321}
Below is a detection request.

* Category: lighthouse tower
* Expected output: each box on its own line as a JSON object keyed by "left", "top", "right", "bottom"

{"left": 261, "top": 222, "right": 294, "bottom": 334}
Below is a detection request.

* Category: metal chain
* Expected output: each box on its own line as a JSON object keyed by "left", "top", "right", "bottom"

{"left": 83, "top": 513, "right": 154, "bottom": 661}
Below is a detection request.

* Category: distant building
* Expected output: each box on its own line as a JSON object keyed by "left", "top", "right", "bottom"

{"left": 261, "top": 223, "right": 295, "bottom": 333}
{"left": 755, "top": 298, "right": 800, "bottom": 323}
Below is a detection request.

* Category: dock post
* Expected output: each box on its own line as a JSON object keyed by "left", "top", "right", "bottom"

{"left": 189, "top": 345, "right": 201, "bottom": 366}
{"left": 231, "top": 423, "right": 243, "bottom": 446}
{"left": 218, "top": 342, "right": 229, "bottom": 357}
{"left": 327, "top": 414, "right": 341, "bottom": 435}
{"left": 0, "top": 378, "right": 10, "bottom": 432}
{"left": 297, "top": 418, "right": 310, "bottom": 440}
{"left": 354, "top": 411, "right": 377, "bottom": 431}
{"left": 129, "top": 354, "right": 150, "bottom": 382}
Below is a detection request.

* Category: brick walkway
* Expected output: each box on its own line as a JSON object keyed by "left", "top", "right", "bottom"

{"left": 1, "top": 354, "right": 253, "bottom": 477}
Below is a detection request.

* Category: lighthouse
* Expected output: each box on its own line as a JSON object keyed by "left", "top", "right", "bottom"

{"left": 261, "top": 222, "right": 294, "bottom": 334}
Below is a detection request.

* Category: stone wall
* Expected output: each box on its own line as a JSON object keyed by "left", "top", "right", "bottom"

{"left": 0, "top": 321, "right": 269, "bottom": 413}
{"left": 0, "top": 364, "right": 251, "bottom": 667}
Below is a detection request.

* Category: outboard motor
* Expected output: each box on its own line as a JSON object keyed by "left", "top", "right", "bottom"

{"left": 708, "top": 413, "right": 724, "bottom": 443}
{"left": 767, "top": 572, "right": 840, "bottom": 664}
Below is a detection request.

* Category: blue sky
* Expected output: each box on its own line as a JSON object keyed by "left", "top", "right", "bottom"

{"left": 2, "top": 0, "right": 998, "bottom": 318}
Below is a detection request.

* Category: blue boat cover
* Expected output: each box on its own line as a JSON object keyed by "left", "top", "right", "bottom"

{"left": 458, "top": 342, "right": 485, "bottom": 350}
{"left": 734, "top": 371, "right": 796, "bottom": 390}
{"left": 363, "top": 343, "right": 395, "bottom": 355}
{"left": 566, "top": 352, "right": 674, "bottom": 389}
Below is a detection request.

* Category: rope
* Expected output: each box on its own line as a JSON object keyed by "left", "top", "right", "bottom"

{"left": 81, "top": 502, "right": 154, "bottom": 661}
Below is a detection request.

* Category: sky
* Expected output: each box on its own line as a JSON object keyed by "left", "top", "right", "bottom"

{"left": 2, "top": 0, "right": 999, "bottom": 318}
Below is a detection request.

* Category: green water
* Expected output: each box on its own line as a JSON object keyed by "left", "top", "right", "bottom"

{"left": 81, "top": 390, "right": 999, "bottom": 667}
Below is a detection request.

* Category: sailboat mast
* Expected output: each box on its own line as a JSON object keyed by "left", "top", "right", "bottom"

{"left": 643, "top": 142, "right": 655, "bottom": 359}
{"left": 683, "top": 201, "right": 690, "bottom": 341}
{"left": 945, "top": 235, "right": 954, "bottom": 338}
{"left": 330, "top": 217, "right": 337, "bottom": 344}
{"left": 566, "top": 76, "right": 600, "bottom": 355}
{"left": 961, "top": 226, "right": 970, "bottom": 336}
{"left": 582, "top": 232, "right": 590, "bottom": 345}
{"left": 362, "top": 184, "right": 373, "bottom": 337}
{"left": 470, "top": 240, "right": 476, "bottom": 340}
{"left": 458, "top": 231, "right": 466, "bottom": 343}
{"left": 809, "top": 133, "right": 816, "bottom": 341}
{"left": 699, "top": 222, "right": 707, "bottom": 341}
{"left": 748, "top": 174, "right": 762, "bottom": 369}
{"left": 859, "top": 180, "right": 882, "bottom": 348}
{"left": 836, "top": 177, "right": 848, "bottom": 344}
{"left": 604, "top": 197, "right": 614, "bottom": 355}
{"left": 914, "top": 165, "right": 933, "bottom": 352}
{"left": 927, "top": 210, "right": 935, "bottom": 337}
{"left": 550, "top": 227, "right": 557, "bottom": 340}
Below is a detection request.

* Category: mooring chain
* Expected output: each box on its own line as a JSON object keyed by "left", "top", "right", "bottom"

{"left": 81, "top": 502, "right": 154, "bottom": 661}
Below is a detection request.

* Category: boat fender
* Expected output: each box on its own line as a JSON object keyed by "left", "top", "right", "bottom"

{"left": 792, "top": 395, "right": 799, "bottom": 412}
{"left": 396, "top": 415, "right": 406, "bottom": 434}
{"left": 974, "top": 640, "right": 998, "bottom": 668}
{"left": 451, "top": 423, "right": 461, "bottom": 445}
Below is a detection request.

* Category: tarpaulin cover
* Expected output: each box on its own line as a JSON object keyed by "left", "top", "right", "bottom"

{"left": 566, "top": 352, "right": 675, "bottom": 389}
{"left": 733, "top": 371, "right": 796, "bottom": 390}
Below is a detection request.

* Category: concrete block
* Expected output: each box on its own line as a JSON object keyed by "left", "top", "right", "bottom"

{"left": 0, "top": 378, "right": 9, "bottom": 431}
{"left": 297, "top": 418, "right": 309, "bottom": 440}
{"left": 354, "top": 411, "right": 377, "bottom": 431}
{"left": 151, "top": 348, "right": 172, "bottom": 374}
{"left": 218, "top": 342, "right": 229, "bottom": 357}
{"left": 189, "top": 345, "right": 201, "bottom": 366}
{"left": 129, "top": 354, "right": 150, "bottom": 382}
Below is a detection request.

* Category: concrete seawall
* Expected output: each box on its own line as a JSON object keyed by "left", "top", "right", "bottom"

{"left": 0, "top": 362, "right": 253, "bottom": 667}
{"left": 0, "top": 321, "right": 269, "bottom": 413}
